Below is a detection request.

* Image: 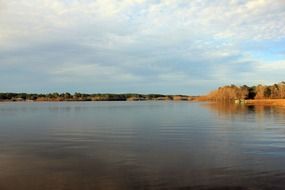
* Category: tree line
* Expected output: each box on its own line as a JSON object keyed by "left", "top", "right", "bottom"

{"left": 206, "top": 82, "right": 285, "bottom": 101}
{"left": 0, "top": 92, "right": 190, "bottom": 101}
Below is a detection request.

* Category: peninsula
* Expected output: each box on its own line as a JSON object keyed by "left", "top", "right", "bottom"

{"left": 199, "top": 81, "right": 285, "bottom": 106}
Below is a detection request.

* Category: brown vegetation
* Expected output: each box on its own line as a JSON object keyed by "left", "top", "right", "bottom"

{"left": 207, "top": 85, "right": 249, "bottom": 101}
{"left": 203, "top": 82, "right": 285, "bottom": 106}
{"left": 206, "top": 82, "right": 285, "bottom": 101}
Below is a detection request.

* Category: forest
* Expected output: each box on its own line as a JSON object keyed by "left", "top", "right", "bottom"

{"left": 206, "top": 82, "right": 285, "bottom": 101}
{"left": 2, "top": 82, "right": 285, "bottom": 102}
{"left": 0, "top": 92, "right": 191, "bottom": 101}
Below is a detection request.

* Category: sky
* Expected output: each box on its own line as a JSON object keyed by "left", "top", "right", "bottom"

{"left": 0, "top": 0, "right": 285, "bottom": 95}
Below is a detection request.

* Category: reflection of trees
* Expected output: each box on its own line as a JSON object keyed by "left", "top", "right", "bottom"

{"left": 203, "top": 102, "right": 285, "bottom": 124}
{"left": 203, "top": 102, "right": 249, "bottom": 117}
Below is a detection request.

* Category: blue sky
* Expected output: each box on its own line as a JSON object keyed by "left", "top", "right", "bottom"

{"left": 0, "top": 0, "right": 285, "bottom": 95}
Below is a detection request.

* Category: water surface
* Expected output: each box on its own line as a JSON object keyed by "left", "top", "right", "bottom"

{"left": 0, "top": 101, "right": 285, "bottom": 190}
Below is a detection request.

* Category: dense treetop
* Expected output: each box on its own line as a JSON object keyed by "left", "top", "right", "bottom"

{"left": 207, "top": 82, "right": 285, "bottom": 101}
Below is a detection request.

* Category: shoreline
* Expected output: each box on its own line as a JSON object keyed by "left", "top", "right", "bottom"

{"left": 0, "top": 99, "right": 194, "bottom": 103}
{"left": 244, "top": 99, "right": 285, "bottom": 106}
{"left": 0, "top": 93, "right": 197, "bottom": 102}
{"left": 2, "top": 98, "right": 285, "bottom": 107}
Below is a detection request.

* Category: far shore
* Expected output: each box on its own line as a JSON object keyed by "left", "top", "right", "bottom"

{"left": 0, "top": 93, "right": 198, "bottom": 102}
{"left": 2, "top": 98, "right": 285, "bottom": 107}
{"left": 0, "top": 99, "right": 192, "bottom": 102}
{"left": 2, "top": 91, "right": 285, "bottom": 107}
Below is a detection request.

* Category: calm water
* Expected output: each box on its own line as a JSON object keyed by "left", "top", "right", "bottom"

{"left": 0, "top": 102, "right": 285, "bottom": 190}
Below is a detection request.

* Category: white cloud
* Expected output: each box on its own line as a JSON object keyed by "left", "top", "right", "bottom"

{"left": 1, "top": 0, "right": 284, "bottom": 43}
{"left": 51, "top": 63, "right": 142, "bottom": 83}
{"left": 0, "top": 0, "right": 284, "bottom": 93}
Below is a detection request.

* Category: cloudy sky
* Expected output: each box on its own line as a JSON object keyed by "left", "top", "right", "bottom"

{"left": 0, "top": 0, "right": 285, "bottom": 94}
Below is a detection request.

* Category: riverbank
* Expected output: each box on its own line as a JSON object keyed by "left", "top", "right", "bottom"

{"left": 245, "top": 99, "right": 285, "bottom": 106}
{"left": 192, "top": 97, "right": 285, "bottom": 107}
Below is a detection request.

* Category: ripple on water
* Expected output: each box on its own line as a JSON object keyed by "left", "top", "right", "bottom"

{"left": 0, "top": 102, "right": 285, "bottom": 189}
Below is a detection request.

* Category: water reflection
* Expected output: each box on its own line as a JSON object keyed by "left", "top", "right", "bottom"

{"left": 204, "top": 102, "right": 285, "bottom": 125}
{"left": 0, "top": 102, "right": 285, "bottom": 190}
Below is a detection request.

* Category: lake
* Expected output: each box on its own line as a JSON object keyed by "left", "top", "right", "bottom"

{"left": 0, "top": 101, "right": 285, "bottom": 190}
